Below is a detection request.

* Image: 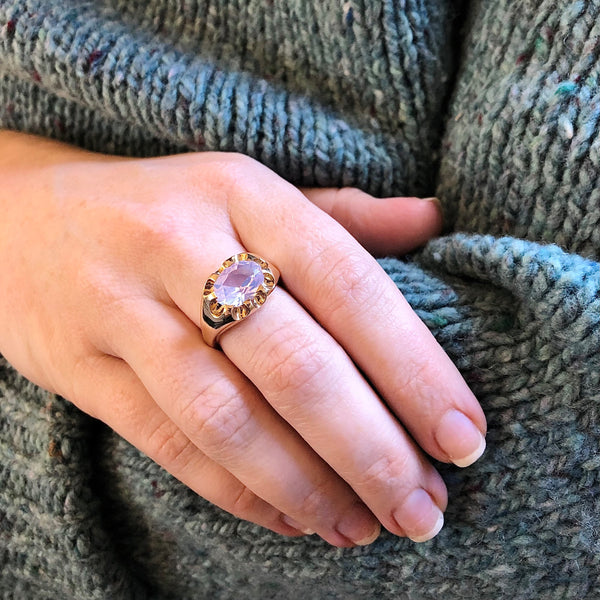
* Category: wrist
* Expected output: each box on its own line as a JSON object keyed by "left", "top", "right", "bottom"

{"left": 0, "top": 129, "right": 54, "bottom": 170}
{"left": 0, "top": 129, "right": 115, "bottom": 171}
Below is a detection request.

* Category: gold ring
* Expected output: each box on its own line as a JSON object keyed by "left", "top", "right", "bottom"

{"left": 200, "top": 252, "right": 280, "bottom": 348}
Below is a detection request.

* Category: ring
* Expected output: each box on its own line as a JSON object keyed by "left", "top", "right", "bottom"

{"left": 200, "top": 252, "right": 280, "bottom": 348}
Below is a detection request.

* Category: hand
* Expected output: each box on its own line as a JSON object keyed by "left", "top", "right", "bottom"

{"left": 0, "top": 131, "right": 486, "bottom": 547}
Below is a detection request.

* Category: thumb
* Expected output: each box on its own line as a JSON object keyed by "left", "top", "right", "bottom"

{"left": 299, "top": 187, "right": 443, "bottom": 257}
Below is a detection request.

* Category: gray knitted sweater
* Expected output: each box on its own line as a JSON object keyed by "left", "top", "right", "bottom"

{"left": 0, "top": 1, "right": 599, "bottom": 598}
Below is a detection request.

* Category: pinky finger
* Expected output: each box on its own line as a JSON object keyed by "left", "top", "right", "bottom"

{"left": 71, "top": 352, "right": 309, "bottom": 538}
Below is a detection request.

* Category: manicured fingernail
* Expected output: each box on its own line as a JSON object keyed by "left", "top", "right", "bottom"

{"left": 423, "top": 197, "right": 444, "bottom": 229}
{"left": 422, "top": 197, "right": 443, "bottom": 215}
{"left": 394, "top": 488, "right": 444, "bottom": 543}
{"left": 281, "top": 515, "right": 314, "bottom": 535}
{"left": 335, "top": 503, "right": 381, "bottom": 546}
{"left": 435, "top": 409, "right": 486, "bottom": 467}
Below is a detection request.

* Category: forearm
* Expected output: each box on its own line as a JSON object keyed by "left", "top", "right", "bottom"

{"left": 0, "top": 129, "right": 120, "bottom": 171}
{"left": 0, "top": 130, "right": 61, "bottom": 247}
{"left": 0, "top": 129, "right": 57, "bottom": 169}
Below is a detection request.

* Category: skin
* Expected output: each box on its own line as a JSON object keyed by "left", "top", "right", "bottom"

{"left": 0, "top": 130, "right": 487, "bottom": 547}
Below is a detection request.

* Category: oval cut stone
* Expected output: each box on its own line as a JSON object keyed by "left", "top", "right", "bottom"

{"left": 213, "top": 260, "right": 264, "bottom": 307}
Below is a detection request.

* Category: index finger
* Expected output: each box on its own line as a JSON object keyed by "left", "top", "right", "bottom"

{"left": 228, "top": 161, "right": 486, "bottom": 468}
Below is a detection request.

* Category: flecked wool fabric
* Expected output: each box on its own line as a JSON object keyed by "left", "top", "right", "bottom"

{"left": 0, "top": 1, "right": 599, "bottom": 599}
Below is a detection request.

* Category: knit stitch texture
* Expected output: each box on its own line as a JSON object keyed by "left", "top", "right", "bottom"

{"left": 1, "top": 1, "right": 599, "bottom": 599}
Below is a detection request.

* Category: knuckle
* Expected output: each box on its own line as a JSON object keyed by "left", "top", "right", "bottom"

{"left": 355, "top": 453, "right": 409, "bottom": 492}
{"left": 333, "top": 255, "right": 387, "bottom": 309}
{"left": 208, "top": 152, "right": 263, "bottom": 196}
{"left": 394, "top": 355, "right": 432, "bottom": 400}
{"left": 329, "top": 187, "right": 365, "bottom": 228}
{"left": 229, "top": 485, "right": 264, "bottom": 519}
{"left": 147, "top": 418, "right": 196, "bottom": 470}
{"left": 227, "top": 151, "right": 261, "bottom": 169}
{"left": 180, "top": 379, "right": 256, "bottom": 462}
{"left": 309, "top": 245, "right": 392, "bottom": 318}
{"left": 328, "top": 188, "right": 352, "bottom": 225}
{"left": 294, "top": 479, "right": 332, "bottom": 520}
{"left": 259, "top": 325, "right": 332, "bottom": 399}
{"left": 207, "top": 153, "right": 299, "bottom": 216}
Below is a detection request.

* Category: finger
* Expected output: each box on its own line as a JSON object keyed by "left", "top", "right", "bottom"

{"left": 103, "top": 296, "right": 383, "bottom": 547}
{"left": 299, "top": 187, "right": 443, "bottom": 256}
{"left": 218, "top": 286, "right": 448, "bottom": 543}
{"left": 69, "top": 351, "right": 308, "bottom": 538}
{"left": 152, "top": 227, "right": 447, "bottom": 542}
{"left": 229, "top": 164, "right": 487, "bottom": 469}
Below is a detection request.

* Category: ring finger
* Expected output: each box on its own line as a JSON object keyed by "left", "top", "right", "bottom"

{"left": 218, "top": 288, "right": 448, "bottom": 542}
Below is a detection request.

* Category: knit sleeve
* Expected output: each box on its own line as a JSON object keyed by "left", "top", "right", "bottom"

{"left": 0, "top": 0, "right": 462, "bottom": 197}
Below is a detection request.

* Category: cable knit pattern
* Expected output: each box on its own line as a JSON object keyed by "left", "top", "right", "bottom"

{"left": 1, "top": 1, "right": 599, "bottom": 598}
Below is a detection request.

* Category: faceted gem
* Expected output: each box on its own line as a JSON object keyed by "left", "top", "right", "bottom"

{"left": 213, "top": 260, "right": 264, "bottom": 307}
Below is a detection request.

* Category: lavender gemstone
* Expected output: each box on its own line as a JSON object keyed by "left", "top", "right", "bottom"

{"left": 213, "top": 260, "right": 265, "bottom": 307}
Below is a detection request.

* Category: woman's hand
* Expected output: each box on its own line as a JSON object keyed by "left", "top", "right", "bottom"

{"left": 0, "top": 131, "right": 486, "bottom": 547}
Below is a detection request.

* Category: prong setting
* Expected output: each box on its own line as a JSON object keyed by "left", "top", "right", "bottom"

{"left": 209, "top": 298, "right": 225, "bottom": 317}
{"left": 201, "top": 253, "right": 280, "bottom": 345}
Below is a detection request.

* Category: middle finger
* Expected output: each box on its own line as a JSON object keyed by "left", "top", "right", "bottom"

{"left": 229, "top": 174, "right": 487, "bottom": 468}
{"left": 217, "top": 287, "right": 448, "bottom": 542}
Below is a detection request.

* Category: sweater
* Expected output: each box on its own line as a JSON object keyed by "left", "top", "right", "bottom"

{"left": 0, "top": 1, "right": 599, "bottom": 598}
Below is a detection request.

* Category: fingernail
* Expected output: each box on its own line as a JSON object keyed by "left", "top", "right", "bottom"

{"left": 394, "top": 488, "right": 444, "bottom": 543}
{"left": 335, "top": 503, "right": 381, "bottom": 546}
{"left": 281, "top": 515, "right": 314, "bottom": 535}
{"left": 435, "top": 409, "right": 486, "bottom": 467}
{"left": 423, "top": 197, "right": 442, "bottom": 208}
{"left": 423, "top": 197, "right": 444, "bottom": 229}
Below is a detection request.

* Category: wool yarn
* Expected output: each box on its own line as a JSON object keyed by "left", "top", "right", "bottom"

{"left": 1, "top": 1, "right": 599, "bottom": 598}
{"left": 438, "top": 0, "right": 600, "bottom": 259}
{"left": 0, "top": 0, "right": 458, "bottom": 196}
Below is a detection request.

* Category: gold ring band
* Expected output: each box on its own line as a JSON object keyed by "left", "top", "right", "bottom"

{"left": 200, "top": 252, "right": 280, "bottom": 348}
